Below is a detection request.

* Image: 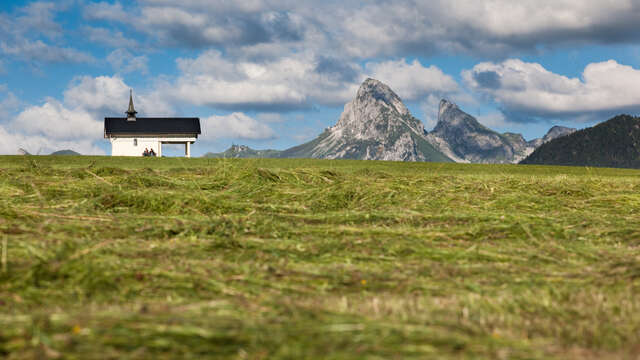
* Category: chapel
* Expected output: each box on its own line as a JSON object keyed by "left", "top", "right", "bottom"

{"left": 104, "top": 91, "right": 201, "bottom": 157}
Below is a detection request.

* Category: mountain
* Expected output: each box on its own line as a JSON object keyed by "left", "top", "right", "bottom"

{"left": 51, "top": 149, "right": 80, "bottom": 156}
{"left": 527, "top": 125, "right": 577, "bottom": 148}
{"left": 520, "top": 115, "right": 640, "bottom": 168}
{"left": 425, "top": 100, "right": 576, "bottom": 164}
{"left": 203, "top": 145, "right": 281, "bottom": 158}
{"left": 426, "top": 100, "right": 534, "bottom": 163}
{"left": 280, "top": 78, "right": 451, "bottom": 162}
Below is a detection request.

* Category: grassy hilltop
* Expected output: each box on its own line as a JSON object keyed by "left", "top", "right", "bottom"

{"left": 1, "top": 156, "right": 640, "bottom": 359}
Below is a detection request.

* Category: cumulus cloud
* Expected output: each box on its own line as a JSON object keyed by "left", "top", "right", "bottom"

{"left": 171, "top": 50, "right": 361, "bottom": 110}
{"left": 132, "top": 2, "right": 305, "bottom": 48}
{"left": 0, "top": 125, "right": 105, "bottom": 155}
{"left": 0, "top": 2, "right": 94, "bottom": 64}
{"left": 107, "top": 49, "right": 149, "bottom": 74}
{"left": 0, "top": 40, "right": 94, "bottom": 64}
{"left": 202, "top": 112, "right": 276, "bottom": 140}
{"left": 14, "top": 2, "right": 63, "bottom": 39}
{"left": 463, "top": 59, "right": 640, "bottom": 121}
{"left": 83, "top": 1, "right": 127, "bottom": 22}
{"left": 64, "top": 75, "right": 173, "bottom": 117}
{"left": 334, "top": 1, "right": 640, "bottom": 58}
{"left": 0, "top": 88, "right": 20, "bottom": 120}
{"left": 85, "top": 27, "right": 138, "bottom": 48}
{"left": 171, "top": 51, "right": 462, "bottom": 112}
{"left": 10, "top": 100, "right": 101, "bottom": 140}
{"left": 0, "top": 76, "right": 170, "bottom": 155}
{"left": 109, "top": 1, "right": 640, "bottom": 59}
{"left": 365, "top": 59, "right": 459, "bottom": 101}
{"left": 420, "top": 95, "right": 444, "bottom": 131}
{"left": 0, "top": 98, "right": 105, "bottom": 155}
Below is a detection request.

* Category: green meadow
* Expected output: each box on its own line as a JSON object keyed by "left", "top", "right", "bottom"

{"left": 1, "top": 155, "right": 639, "bottom": 359}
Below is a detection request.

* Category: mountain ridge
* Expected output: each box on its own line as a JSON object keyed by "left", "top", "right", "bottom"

{"left": 520, "top": 114, "right": 640, "bottom": 168}
{"left": 425, "top": 100, "right": 575, "bottom": 164}
{"left": 279, "top": 78, "right": 452, "bottom": 162}
{"left": 202, "top": 78, "right": 578, "bottom": 165}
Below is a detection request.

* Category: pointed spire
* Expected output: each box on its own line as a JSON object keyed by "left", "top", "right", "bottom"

{"left": 126, "top": 89, "right": 137, "bottom": 121}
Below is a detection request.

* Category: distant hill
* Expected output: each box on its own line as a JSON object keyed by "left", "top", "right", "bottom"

{"left": 520, "top": 115, "right": 640, "bottom": 168}
{"left": 51, "top": 150, "right": 81, "bottom": 156}
{"left": 203, "top": 145, "right": 281, "bottom": 158}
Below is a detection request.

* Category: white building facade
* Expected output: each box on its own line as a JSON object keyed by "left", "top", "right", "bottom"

{"left": 108, "top": 136, "right": 197, "bottom": 157}
{"left": 104, "top": 91, "right": 201, "bottom": 157}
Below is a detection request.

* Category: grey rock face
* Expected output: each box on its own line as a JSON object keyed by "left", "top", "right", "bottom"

{"left": 280, "top": 78, "right": 451, "bottom": 162}
{"left": 542, "top": 125, "right": 576, "bottom": 143}
{"left": 426, "top": 100, "right": 579, "bottom": 164}
{"left": 426, "top": 100, "right": 534, "bottom": 163}
{"left": 527, "top": 126, "right": 577, "bottom": 149}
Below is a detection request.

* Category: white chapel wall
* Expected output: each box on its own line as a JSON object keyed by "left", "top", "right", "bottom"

{"left": 110, "top": 137, "right": 160, "bottom": 156}
{"left": 110, "top": 136, "right": 197, "bottom": 156}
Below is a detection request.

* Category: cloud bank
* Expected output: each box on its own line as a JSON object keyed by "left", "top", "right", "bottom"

{"left": 464, "top": 59, "right": 640, "bottom": 122}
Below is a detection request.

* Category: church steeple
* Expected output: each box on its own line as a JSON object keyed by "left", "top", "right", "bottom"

{"left": 126, "top": 89, "right": 137, "bottom": 121}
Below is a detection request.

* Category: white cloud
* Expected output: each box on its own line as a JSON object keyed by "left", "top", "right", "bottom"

{"left": 171, "top": 52, "right": 463, "bottom": 111}
{"left": 476, "top": 112, "right": 510, "bottom": 128}
{"left": 107, "top": 49, "right": 149, "bottom": 74}
{"left": 83, "top": 2, "right": 127, "bottom": 21}
{"left": 15, "top": 2, "right": 63, "bottom": 39}
{"left": 420, "top": 95, "right": 443, "bottom": 131}
{"left": 0, "top": 2, "right": 94, "bottom": 65}
{"left": 365, "top": 59, "right": 459, "bottom": 102}
{"left": 171, "top": 50, "right": 360, "bottom": 110}
{"left": 120, "top": 1, "right": 640, "bottom": 59}
{"left": 0, "top": 89, "right": 20, "bottom": 120}
{"left": 202, "top": 112, "right": 276, "bottom": 140}
{"left": 10, "top": 100, "right": 101, "bottom": 140}
{"left": 133, "top": 1, "right": 305, "bottom": 48}
{"left": 85, "top": 27, "right": 138, "bottom": 48}
{"left": 334, "top": 1, "right": 640, "bottom": 58}
{"left": 0, "top": 125, "right": 105, "bottom": 155}
{"left": 63, "top": 76, "right": 172, "bottom": 117}
{"left": 463, "top": 59, "right": 640, "bottom": 121}
{"left": 0, "top": 39, "right": 94, "bottom": 64}
{"left": 0, "top": 75, "right": 171, "bottom": 155}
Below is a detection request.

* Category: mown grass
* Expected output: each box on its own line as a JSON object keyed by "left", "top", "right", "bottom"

{"left": 1, "top": 155, "right": 640, "bottom": 359}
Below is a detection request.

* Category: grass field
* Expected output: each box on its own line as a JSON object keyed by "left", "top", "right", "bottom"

{"left": 1, "top": 155, "right": 640, "bottom": 359}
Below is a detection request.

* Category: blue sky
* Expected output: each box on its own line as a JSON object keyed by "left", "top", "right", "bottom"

{"left": 2, "top": 1, "right": 640, "bottom": 156}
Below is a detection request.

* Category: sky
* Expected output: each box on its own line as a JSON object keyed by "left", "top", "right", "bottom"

{"left": 2, "top": 0, "right": 640, "bottom": 156}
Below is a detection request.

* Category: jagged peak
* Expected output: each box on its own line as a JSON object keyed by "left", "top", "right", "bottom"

{"left": 357, "top": 78, "right": 394, "bottom": 97}
{"left": 438, "top": 99, "right": 459, "bottom": 117}
{"left": 547, "top": 125, "right": 575, "bottom": 132}
{"left": 542, "top": 125, "right": 577, "bottom": 142}
{"left": 355, "top": 78, "right": 408, "bottom": 115}
{"left": 362, "top": 77, "right": 381, "bottom": 85}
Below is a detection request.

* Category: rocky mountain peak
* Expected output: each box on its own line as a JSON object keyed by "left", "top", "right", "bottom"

{"left": 279, "top": 78, "right": 451, "bottom": 162}
{"left": 355, "top": 78, "right": 409, "bottom": 116}
{"left": 543, "top": 125, "right": 576, "bottom": 143}
{"left": 438, "top": 99, "right": 459, "bottom": 118}
{"left": 333, "top": 78, "right": 419, "bottom": 138}
{"left": 427, "top": 99, "right": 535, "bottom": 163}
{"left": 434, "top": 99, "right": 486, "bottom": 132}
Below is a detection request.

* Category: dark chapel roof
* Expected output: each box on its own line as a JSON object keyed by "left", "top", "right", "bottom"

{"left": 104, "top": 117, "right": 201, "bottom": 136}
